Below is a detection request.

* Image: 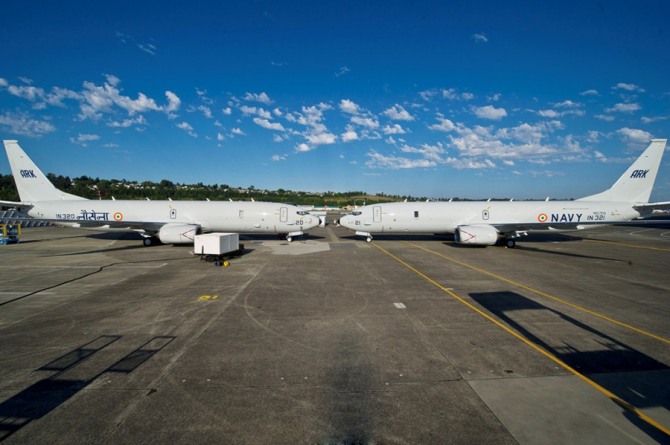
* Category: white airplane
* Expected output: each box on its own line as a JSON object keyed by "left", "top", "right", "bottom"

{"left": 338, "top": 139, "right": 670, "bottom": 247}
{"left": 2, "top": 140, "right": 320, "bottom": 245}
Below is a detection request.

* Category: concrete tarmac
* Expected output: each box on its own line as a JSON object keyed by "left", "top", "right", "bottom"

{"left": 0, "top": 222, "right": 669, "bottom": 444}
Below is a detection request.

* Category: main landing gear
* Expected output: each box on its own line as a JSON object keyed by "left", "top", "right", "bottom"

{"left": 142, "top": 236, "right": 159, "bottom": 247}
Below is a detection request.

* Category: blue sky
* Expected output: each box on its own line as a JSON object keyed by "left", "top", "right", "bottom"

{"left": 1, "top": 0, "right": 670, "bottom": 200}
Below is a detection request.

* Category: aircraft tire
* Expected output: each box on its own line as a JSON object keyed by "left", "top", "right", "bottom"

{"left": 286, "top": 236, "right": 292, "bottom": 243}
{"left": 505, "top": 239, "right": 516, "bottom": 248}
{"left": 143, "top": 237, "right": 153, "bottom": 247}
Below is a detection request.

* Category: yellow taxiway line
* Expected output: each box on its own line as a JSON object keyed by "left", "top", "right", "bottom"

{"left": 584, "top": 238, "right": 670, "bottom": 252}
{"left": 371, "top": 241, "right": 670, "bottom": 437}
{"left": 405, "top": 241, "right": 670, "bottom": 346}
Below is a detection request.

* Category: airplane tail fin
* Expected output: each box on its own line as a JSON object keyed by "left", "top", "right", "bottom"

{"left": 3, "top": 140, "right": 86, "bottom": 203}
{"left": 578, "top": 139, "right": 667, "bottom": 203}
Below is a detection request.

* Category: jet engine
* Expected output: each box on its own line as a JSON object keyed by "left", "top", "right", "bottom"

{"left": 454, "top": 224, "right": 499, "bottom": 246}
{"left": 158, "top": 223, "right": 200, "bottom": 244}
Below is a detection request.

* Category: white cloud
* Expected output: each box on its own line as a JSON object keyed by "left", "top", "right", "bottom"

{"left": 537, "top": 107, "right": 584, "bottom": 118}
{"left": 586, "top": 131, "right": 602, "bottom": 143}
{"left": 428, "top": 115, "right": 456, "bottom": 132}
{"left": 616, "top": 127, "right": 652, "bottom": 145}
{"left": 366, "top": 151, "right": 437, "bottom": 169}
{"left": 613, "top": 83, "right": 645, "bottom": 93}
{"left": 382, "top": 124, "right": 406, "bottom": 135}
{"left": 196, "top": 105, "right": 212, "bottom": 119}
{"left": 351, "top": 115, "right": 379, "bottom": 129}
{"left": 400, "top": 143, "right": 446, "bottom": 162}
{"left": 195, "top": 88, "right": 214, "bottom": 104}
{"left": 253, "top": 117, "right": 285, "bottom": 131}
{"left": 138, "top": 43, "right": 157, "bottom": 56}
{"left": 594, "top": 151, "right": 608, "bottom": 163}
{"left": 580, "top": 89, "right": 599, "bottom": 96}
{"left": 367, "top": 140, "right": 497, "bottom": 171}
{"left": 472, "top": 105, "right": 507, "bottom": 120}
{"left": 177, "top": 121, "right": 197, "bottom": 137}
{"left": 419, "top": 89, "right": 438, "bottom": 101}
{"left": 441, "top": 88, "right": 474, "bottom": 101}
{"left": 0, "top": 111, "right": 55, "bottom": 137}
{"left": 472, "top": 33, "right": 488, "bottom": 43}
{"left": 7, "top": 84, "right": 45, "bottom": 102}
{"left": 335, "top": 66, "right": 350, "bottom": 77}
{"left": 1, "top": 75, "right": 179, "bottom": 121}
{"left": 554, "top": 100, "right": 580, "bottom": 108}
{"left": 165, "top": 91, "right": 181, "bottom": 117}
{"left": 538, "top": 109, "right": 559, "bottom": 118}
{"left": 243, "top": 92, "right": 273, "bottom": 104}
{"left": 383, "top": 104, "right": 414, "bottom": 121}
{"left": 606, "top": 102, "right": 641, "bottom": 113}
{"left": 445, "top": 157, "right": 496, "bottom": 169}
{"left": 108, "top": 115, "right": 147, "bottom": 128}
{"left": 231, "top": 127, "right": 245, "bottom": 136}
{"left": 70, "top": 133, "right": 100, "bottom": 146}
{"left": 222, "top": 107, "right": 232, "bottom": 115}
{"left": 295, "top": 143, "right": 312, "bottom": 152}
{"left": 595, "top": 114, "right": 615, "bottom": 121}
{"left": 272, "top": 154, "right": 287, "bottom": 161}
{"left": 641, "top": 115, "right": 669, "bottom": 124}
{"left": 305, "top": 131, "right": 337, "bottom": 145}
{"left": 341, "top": 127, "right": 359, "bottom": 142}
{"left": 78, "top": 77, "right": 179, "bottom": 121}
{"left": 239, "top": 105, "right": 272, "bottom": 119}
{"left": 339, "top": 99, "right": 361, "bottom": 114}
{"left": 286, "top": 103, "right": 338, "bottom": 151}
{"left": 448, "top": 120, "right": 563, "bottom": 160}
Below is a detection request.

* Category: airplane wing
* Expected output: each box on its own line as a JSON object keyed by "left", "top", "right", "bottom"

{"left": 0, "top": 216, "right": 166, "bottom": 233}
{"left": 491, "top": 222, "right": 587, "bottom": 233}
{"left": 0, "top": 199, "right": 33, "bottom": 209}
{"left": 633, "top": 201, "right": 670, "bottom": 212}
{"left": 491, "top": 218, "right": 670, "bottom": 235}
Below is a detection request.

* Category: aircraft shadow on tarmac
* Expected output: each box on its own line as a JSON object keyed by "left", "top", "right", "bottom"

{"left": 470, "top": 291, "right": 670, "bottom": 442}
{"left": 337, "top": 233, "right": 451, "bottom": 242}
{"left": 13, "top": 233, "right": 94, "bottom": 244}
{"left": 336, "top": 232, "right": 625, "bottom": 261}
{"left": 0, "top": 335, "right": 174, "bottom": 441}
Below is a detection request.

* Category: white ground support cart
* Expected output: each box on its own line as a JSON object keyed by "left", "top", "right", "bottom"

{"left": 194, "top": 233, "right": 244, "bottom": 266}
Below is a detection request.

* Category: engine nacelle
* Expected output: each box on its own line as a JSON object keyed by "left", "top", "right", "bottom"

{"left": 158, "top": 223, "right": 200, "bottom": 244}
{"left": 454, "top": 224, "right": 499, "bottom": 246}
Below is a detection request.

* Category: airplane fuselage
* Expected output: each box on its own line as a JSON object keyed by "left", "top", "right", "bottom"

{"left": 339, "top": 200, "right": 643, "bottom": 234}
{"left": 29, "top": 199, "right": 317, "bottom": 234}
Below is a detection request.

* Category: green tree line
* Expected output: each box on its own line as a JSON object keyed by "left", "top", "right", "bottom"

{"left": 0, "top": 173, "right": 429, "bottom": 207}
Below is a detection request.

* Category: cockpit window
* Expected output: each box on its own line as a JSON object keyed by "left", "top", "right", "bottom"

{"left": 296, "top": 210, "right": 311, "bottom": 216}
{"left": 351, "top": 211, "right": 362, "bottom": 216}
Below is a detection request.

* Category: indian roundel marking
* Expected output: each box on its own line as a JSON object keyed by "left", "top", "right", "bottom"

{"left": 113, "top": 212, "right": 124, "bottom": 221}
{"left": 537, "top": 213, "right": 548, "bottom": 223}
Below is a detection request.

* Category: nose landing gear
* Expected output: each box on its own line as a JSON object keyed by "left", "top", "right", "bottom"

{"left": 355, "top": 231, "right": 373, "bottom": 243}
